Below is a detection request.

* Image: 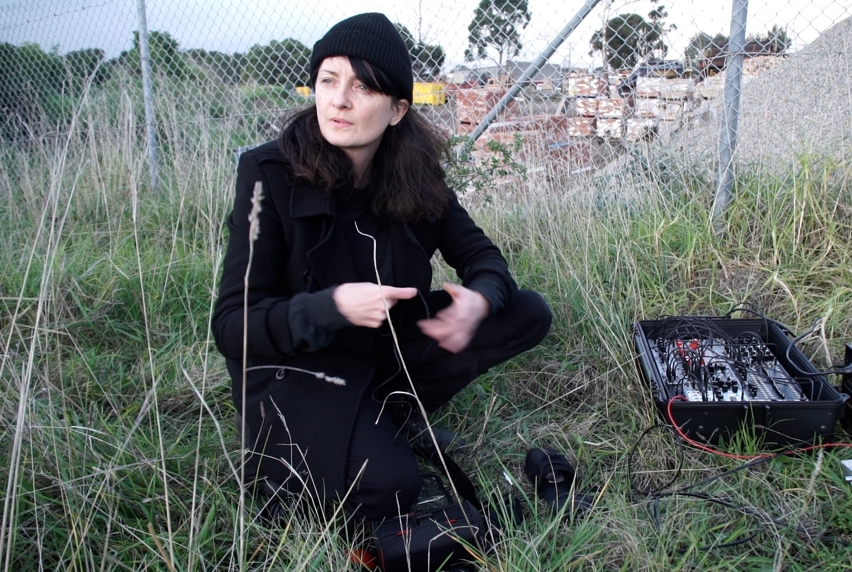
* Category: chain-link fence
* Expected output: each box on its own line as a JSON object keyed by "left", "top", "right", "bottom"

{"left": 2, "top": 0, "right": 851, "bottom": 195}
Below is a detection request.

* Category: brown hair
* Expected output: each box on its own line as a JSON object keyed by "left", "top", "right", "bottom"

{"left": 278, "top": 57, "right": 450, "bottom": 222}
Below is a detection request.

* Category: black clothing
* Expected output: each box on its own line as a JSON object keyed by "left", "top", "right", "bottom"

{"left": 212, "top": 139, "right": 550, "bottom": 518}
{"left": 337, "top": 187, "right": 393, "bottom": 286}
{"left": 212, "top": 140, "right": 516, "bottom": 359}
{"left": 343, "top": 288, "right": 551, "bottom": 520}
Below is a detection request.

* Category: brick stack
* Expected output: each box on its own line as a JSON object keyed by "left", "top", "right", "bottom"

{"left": 475, "top": 112, "right": 577, "bottom": 167}
{"left": 743, "top": 55, "right": 786, "bottom": 76}
{"left": 569, "top": 76, "right": 607, "bottom": 136}
{"left": 478, "top": 119, "right": 548, "bottom": 164}
{"left": 633, "top": 77, "right": 695, "bottom": 124}
{"left": 545, "top": 77, "right": 608, "bottom": 172}
{"left": 547, "top": 139, "right": 595, "bottom": 173}
{"left": 596, "top": 97, "right": 628, "bottom": 139}
{"left": 697, "top": 74, "right": 724, "bottom": 99}
{"left": 633, "top": 76, "right": 664, "bottom": 122}
{"left": 625, "top": 117, "right": 659, "bottom": 141}
{"left": 659, "top": 78, "right": 695, "bottom": 121}
{"left": 455, "top": 87, "right": 516, "bottom": 134}
{"left": 530, "top": 113, "right": 570, "bottom": 143}
{"left": 627, "top": 77, "right": 663, "bottom": 141}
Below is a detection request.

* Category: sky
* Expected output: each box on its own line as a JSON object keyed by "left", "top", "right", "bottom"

{"left": 1, "top": 0, "right": 850, "bottom": 71}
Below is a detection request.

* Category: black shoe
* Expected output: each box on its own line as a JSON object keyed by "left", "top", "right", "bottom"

{"left": 524, "top": 447, "right": 594, "bottom": 521}
{"left": 387, "top": 399, "right": 462, "bottom": 451}
{"left": 402, "top": 413, "right": 463, "bottom": 451}
{"left": 244, "top": 477, "right": 287, "bottom": 522}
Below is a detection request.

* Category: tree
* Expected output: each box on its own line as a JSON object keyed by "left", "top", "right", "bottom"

{"left": 0, "top": 42, "right": 32, "bottom": 124}
{"left": 185, "top": 49, "right": 242, "bottom": 85}
{"left": 126, "top": 30, "right": 192, "bottom": 79}
{"left": 0, "top": 42, "right": 74, "bottom": 139}
{"left": 590, "top": 1, "right": 674, "bottom": 72}
{"left": 64, "top": 48, "right": 109, "bottom": 88}
{"left": 684, "top": 31, "right": 728, "bottom": 72}
{"left": 395, "top": 23, "right": 445, "bottom": 81}
{"left": 465, "top": 0, "right": 532, "bottom": 67}
{"left": 590, "top": 14, "right": 663, "bottom": 71}
{"left": 750, "top": 24, "right": 792, "bottom": 54}
{"left": 646, "top": 3, "right": 676, "bottom": 54}
{"left": 244, "top": 38, "right": 310, "bottom": 87}
{"left": 768, "top": 25, "right": 792, "bottom": 53}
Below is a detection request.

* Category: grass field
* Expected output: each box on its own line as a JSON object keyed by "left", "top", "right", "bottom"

{"left": 2, "top": 87, "right": 852, "bottom": 571}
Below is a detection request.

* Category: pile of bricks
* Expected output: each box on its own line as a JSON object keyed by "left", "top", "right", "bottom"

{"left": 743, "top": 54, "right": 786, "bottom": 76}
{"left": 456, "top": 87, "right": 581, "bottom": 169}
{"left": 633, "top": 76, "right": 695, "bottom": 131}
{"left": 569, "top": 76, "right": 607, "bottom": 137}
{"left": 696, "top": 55, "right": 786, "bottom": 99}
{"left": 451, "top": 49, "right": 804, "bottom": 179}
{"left": 572, "top": 77, "right": 664, "bottom": 142}
{"left": 455, "top": 74, "right": 702, "bottom": 176}
{"left": 697, "top": 74, "right": 725, "bottom": 99}
{"left": 455, "top": 79, "right": 627, "bottom": 174}
{"left": 596, "top": 96, "right": 629, "bottom": 139}
{"left": 455, "top": 87, "right": 517, "bottom": 134}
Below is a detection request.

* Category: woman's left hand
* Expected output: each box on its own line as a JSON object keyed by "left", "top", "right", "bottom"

{"left": 417, "top": 283, "right": 490, "bottom": 354}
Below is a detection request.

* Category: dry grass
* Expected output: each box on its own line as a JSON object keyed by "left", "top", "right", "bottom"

{"left": 1, "top": 82, "right": 852, "bottom": 570}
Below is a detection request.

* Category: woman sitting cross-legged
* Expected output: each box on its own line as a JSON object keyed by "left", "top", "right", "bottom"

{"left": 211, "top": 12, "right": 552, "bottom": 522}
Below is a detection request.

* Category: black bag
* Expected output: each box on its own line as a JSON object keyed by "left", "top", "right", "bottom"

{"left": 371, "top": 442, "right": 488, "bottom": 572}
{"left": 372, "top": 499, "right": 484, "bottom": 572}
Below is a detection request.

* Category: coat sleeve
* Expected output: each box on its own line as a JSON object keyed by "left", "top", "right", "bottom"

{"left": 211, "top": 148, "right": 349, "bottom": 361}
{"left": 437, "top": 190, "right": 518, "bottom": 314}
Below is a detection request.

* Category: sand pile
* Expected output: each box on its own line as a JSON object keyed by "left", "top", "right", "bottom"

{"left": 671, "top": 16, "right": 852, "bottom": 165}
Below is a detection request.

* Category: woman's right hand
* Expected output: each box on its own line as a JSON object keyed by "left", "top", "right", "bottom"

{"left": 333, "top": 283, "right": 418, "bottom": 328}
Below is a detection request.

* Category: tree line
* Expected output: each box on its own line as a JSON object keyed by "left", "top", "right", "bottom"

{"left": 2, "top": 0, "right": 794, "bottom": 140}
{"left": 589, "top": 2, "right": 791, "bottom": 75}
{"left": 0, "top": 25, "right": 445, "bottom": 140}
{"left": 1, "top": 0, "right": 532, "bottom": 131}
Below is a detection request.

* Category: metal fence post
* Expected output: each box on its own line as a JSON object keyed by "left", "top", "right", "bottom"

{"left": 711, "top": 0, "right": 749, "bottom": 235}
{"left": 136, "top": 0, "right": 160, "bottom": 194}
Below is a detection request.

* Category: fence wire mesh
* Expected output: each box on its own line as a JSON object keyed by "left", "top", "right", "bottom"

{"left": 1, "top": 0, "right": 851, "bottom": 186}
{"left": 3, "top": 4, "right": 852, "bottom": 569}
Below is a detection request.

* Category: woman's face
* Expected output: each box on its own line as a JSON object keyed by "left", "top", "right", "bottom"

{"left": 315, "top": 56, "right": 409, "bottom": 171}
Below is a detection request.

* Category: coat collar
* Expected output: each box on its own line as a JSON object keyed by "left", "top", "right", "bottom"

{"left": 291, "top": 183, "right": 433, "bottom": 294}
{"left": 290, "top": 184, "right": 336, "bottom": 218}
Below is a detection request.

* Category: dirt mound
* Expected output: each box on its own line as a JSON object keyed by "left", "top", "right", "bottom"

{"left": 670, "top": 16, "right": 852, "bottom": 166}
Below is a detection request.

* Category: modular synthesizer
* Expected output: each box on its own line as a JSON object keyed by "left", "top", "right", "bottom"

{"left": 646, "top": 334, "right": 807, "bottom": 403}
{"left": 633, "top": 316, "right": 847, "bottom": 445}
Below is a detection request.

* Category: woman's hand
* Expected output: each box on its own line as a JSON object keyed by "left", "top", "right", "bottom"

{"left": 333, "top": 283, "right": 418, "bottom": 328}
{"left": 417, "top": 283, "right": 490, "bottom": 354}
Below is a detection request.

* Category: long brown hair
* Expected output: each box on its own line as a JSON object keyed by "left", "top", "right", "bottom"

{"left": 279, "top": 57, "right": 451, "bottom": 222}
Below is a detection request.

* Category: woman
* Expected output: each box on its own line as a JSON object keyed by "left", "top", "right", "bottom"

{"left": 212, "top": 12, "right": 552, "bottom": 521}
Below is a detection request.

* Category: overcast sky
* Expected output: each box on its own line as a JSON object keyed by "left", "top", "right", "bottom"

{"left": 1, "top": 0, "right": 849, "bottom": 70}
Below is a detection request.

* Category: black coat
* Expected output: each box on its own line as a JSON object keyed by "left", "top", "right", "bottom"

{"left": 211, "top": 139, "right": 517, "bottom": 494}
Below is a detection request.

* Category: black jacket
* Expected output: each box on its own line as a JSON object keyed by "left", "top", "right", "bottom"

{"left": 211, "top": 139, "right": 517, "bottom": 493}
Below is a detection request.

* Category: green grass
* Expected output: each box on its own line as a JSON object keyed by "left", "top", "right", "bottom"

{"left": 2, "top": 89, "right": 852, "bottom": 571}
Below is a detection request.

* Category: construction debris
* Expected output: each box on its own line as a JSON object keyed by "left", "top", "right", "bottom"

{"left": 455, "top": 33, "right": 813, "bottom": 180}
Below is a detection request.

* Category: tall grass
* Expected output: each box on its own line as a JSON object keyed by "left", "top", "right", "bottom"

{"left": 2, "top": 84, "right": 852, "bottom": 571}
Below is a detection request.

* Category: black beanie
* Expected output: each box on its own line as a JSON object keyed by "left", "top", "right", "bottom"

{"left": 310, "top": 12, "right": 413, "bottom": 102}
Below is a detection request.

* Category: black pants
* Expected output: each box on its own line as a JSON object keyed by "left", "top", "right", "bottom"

{"left": 342, "top": 289, "right": 552, "bottom": 520}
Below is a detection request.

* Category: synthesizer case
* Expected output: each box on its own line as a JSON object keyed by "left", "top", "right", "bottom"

{"left": 843, "top": 343, "right": 852, "bottom": 432}
{"left": 633, "top": 316, "right": 848, "bottom": 446}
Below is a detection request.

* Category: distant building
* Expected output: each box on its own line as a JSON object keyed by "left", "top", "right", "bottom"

{"left": 472, "top": 60, "right": 563, "bottom": 87}
{"left": 701, "top": 40, "right": 785, "bottom": 77}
